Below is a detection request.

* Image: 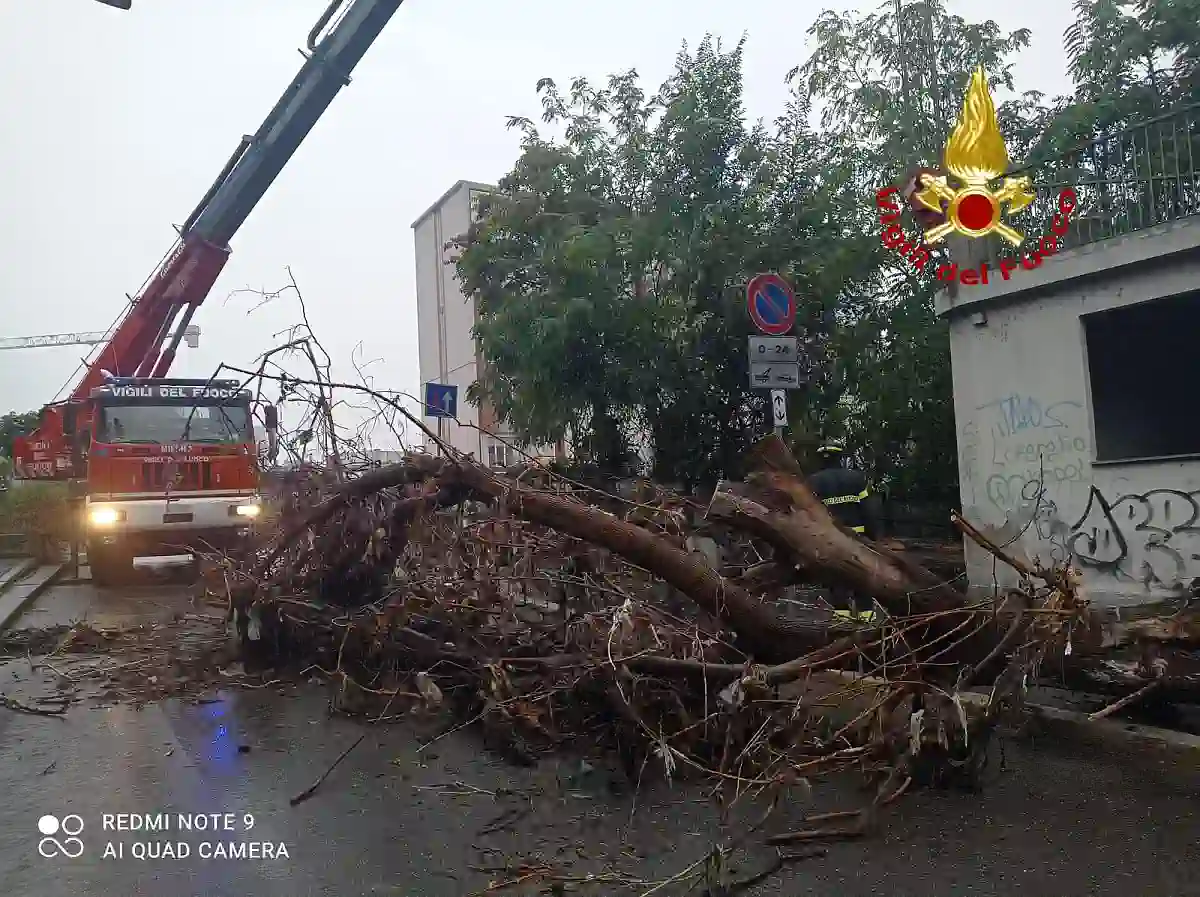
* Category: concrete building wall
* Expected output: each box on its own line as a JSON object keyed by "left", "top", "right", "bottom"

{"left": 939, "top": 219, "right": 1200, "bottom": 608}
{"left": 413, "top": 180, "right": 495, "bottom": 461}
{"left": 364, "top": 449, "right": 405, "bottom": 466}
{"left": 412, "top": 180, "right": 559, "bottom": 467}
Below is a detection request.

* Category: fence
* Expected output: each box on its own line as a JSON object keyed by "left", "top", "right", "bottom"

{"left": 879, "top": 501, "right": 957, "bottom": 542}
{"left": 964, "top": 103, "right": 1200, "bottom": 263}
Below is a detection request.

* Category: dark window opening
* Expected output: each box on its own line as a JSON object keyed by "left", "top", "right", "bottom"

{"left": 487, "top": 443, "right": 512, "bottom": 469}
{"left": 1085, "top": 291, "right": 1200, "bottom": 462}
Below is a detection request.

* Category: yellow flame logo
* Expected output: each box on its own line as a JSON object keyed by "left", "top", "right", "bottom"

{"left": 914, "top": 67, "right": 1034, "bottom": 246}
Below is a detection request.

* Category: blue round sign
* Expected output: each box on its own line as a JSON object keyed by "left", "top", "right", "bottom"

{"left": 746, "top": 273, "right": 796, "bottom": 335}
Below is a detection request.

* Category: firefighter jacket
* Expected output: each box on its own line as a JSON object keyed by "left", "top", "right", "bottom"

{"left": 808, "top": 465, "right": 875, "bottom": 537}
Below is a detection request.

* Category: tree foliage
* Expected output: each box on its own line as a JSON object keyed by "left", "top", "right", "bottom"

{"left": 453, "top": 1, "right": 1200, "bottom": 501}
{"left": 457, "top": 39, "right": 880, "bottom": 486}
{"left": 0, "top": 410, "right": 39, "bottom": 459}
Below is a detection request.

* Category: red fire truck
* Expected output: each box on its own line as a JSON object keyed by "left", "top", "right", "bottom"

{"left": 12, "top": 0, "right": 409, "bottom": 584}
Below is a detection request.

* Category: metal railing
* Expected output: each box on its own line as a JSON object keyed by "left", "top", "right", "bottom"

{"left": 970, "top": 103, "right": 1200, "bottom": 260}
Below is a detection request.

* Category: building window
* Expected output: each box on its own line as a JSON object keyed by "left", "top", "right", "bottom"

{"left": 487, "top": 444, "right": 509, "bottom": 468}
{"left": 469, "top": 190, "right": 491, "bottom": 224}
{"left": 1084, "top": 291, "right": 1200, "bottom": 462}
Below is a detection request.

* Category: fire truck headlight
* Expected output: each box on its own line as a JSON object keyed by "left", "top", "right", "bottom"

{"left": 233, "top": 503, "right": 261, "bottom": 518}
{"left": 88, "top": 506, "right": 122, "bottom": 527}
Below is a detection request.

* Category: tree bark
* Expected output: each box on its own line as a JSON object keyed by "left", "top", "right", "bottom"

{"left": 708, "top": 435, "right": 967, "bottom": 616}
{"left": 443, "top": 460, "right": 828, "bottom": 663}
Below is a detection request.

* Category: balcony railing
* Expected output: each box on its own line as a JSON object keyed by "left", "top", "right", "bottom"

{"left": 966, "top": 103, "right": 1200, "bottom": 261}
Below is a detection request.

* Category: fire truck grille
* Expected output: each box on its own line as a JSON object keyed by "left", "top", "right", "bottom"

{"left": 141, "top": 461, "right": 212, "bottom": 491}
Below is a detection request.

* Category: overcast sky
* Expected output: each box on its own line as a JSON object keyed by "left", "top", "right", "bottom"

{"left": 0, "top": 0, "right": 1075, "bottom": 447}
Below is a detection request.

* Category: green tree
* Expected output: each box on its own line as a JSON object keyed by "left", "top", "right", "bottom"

{"left": 455, "top": 1, "right": 1200, "bottom": 501}
{"left": 803, "top": 0, "right": 1200, "bottom": 502}
{"left": 456, "top": 38, "right": 879, "bottom": 486}
{"left": 792, "top": 0, "right": 1039, "bottom": 504}
{"left": 0, "top": 410, "right": 39, "bottom": 459}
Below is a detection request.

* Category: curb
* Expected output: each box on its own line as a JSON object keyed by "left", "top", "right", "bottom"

{"left": 1016, "top": 700, "right": 1200, "bottom": 773}
{"left": 800, "top": 669, "right": 1200, "bottom": 774}
{"left": 0, "top": 562, "right": 66, "bottom": 633}
{"left": 0, "top": 556, "right": 38, "bottom": 597}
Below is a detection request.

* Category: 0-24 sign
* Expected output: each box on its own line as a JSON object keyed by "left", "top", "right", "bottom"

{"left": 748, "top": 336, "right": 799, "bottom": 363}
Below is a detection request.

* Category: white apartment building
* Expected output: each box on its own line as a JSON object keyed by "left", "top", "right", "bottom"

{"left": 412, "top": 180, "right": 558, "bottom": 467}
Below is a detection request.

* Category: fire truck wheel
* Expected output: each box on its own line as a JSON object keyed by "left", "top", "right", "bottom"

{"left": 88, "top": 541, "right": 134, "bottom": 588}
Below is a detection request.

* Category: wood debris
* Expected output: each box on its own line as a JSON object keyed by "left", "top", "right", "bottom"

{"left": 214, "top": 433, "right": 1149, "bottom": 844}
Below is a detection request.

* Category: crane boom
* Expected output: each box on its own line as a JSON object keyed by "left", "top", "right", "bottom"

{"left": 88, "top": 0, "right": 407, "bottom": 391}
{"left": 15, "top": 0, "right": 407, "bottom": 482}
{"left": 0, "top": 331, "right": 116, "bottom": 352}
{"left": 0, "top": 326, "right": 198, "bottom": 353}
{"left": 187, "top": 0, "right": 404, "bottom": 249}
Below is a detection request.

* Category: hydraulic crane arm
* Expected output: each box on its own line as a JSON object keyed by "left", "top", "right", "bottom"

{"left": 14, "top": 0, "right": 406, "bottom": 481}
{"left": 74, "top": 0, "right": 408, "bottom": 396}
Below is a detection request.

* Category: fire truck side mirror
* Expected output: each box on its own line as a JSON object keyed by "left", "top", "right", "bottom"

{"left": 63, "top": 404, "right": 76, "bottom": 436}
{"left": 263, "top": 405, "right": 280, "bottom": 466}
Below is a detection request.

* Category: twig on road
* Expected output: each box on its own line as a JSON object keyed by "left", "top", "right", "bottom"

{"left": 1, "top": 693, "right": 67, "bottom": 717}
{"left": 699, "top": 846, "right": 828, "bottom": 896}
{"left": 289, "top": 732, "right": 367, "bottom": 806}
{"left": 1088, "top": 678, "right": 1163, "bottom": 721}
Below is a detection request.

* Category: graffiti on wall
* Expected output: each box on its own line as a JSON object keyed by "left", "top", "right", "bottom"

{"left": 1065, "top": 486, "right": 1200, "bottom": 590}
{"left": 961, "top": 392, "right": 1200, "bottom": 592}
{"left": 961, "top": 393, "right": 1089, "bottom": 512}
{"left": 983, "top": 482, "right": 1200, "bottom": 593}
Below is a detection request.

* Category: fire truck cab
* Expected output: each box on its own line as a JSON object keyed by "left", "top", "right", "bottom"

{"left": 66, "top": 378, "right": 269, "bottom": 585}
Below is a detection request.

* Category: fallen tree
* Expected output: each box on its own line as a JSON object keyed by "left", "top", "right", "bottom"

{"left": 205, "top": 430, "right": 1200, "bottom": 885}
{"left": 223, "top": 439, "right": 1102, "bottom": 807}
{"left": 709, "top": 437, "right": 968, "bottom": 617}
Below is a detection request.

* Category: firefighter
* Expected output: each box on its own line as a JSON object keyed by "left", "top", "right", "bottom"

{"left": 808, "top": 440, "right": 881, "bottom": 622}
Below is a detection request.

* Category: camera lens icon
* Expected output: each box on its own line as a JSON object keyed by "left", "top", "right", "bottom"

{"left": 37, "top": 814, "right": 85, "bottom": 859}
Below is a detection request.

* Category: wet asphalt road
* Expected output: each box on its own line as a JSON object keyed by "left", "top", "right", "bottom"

{"left": 2, "top": 579, "right": 1200, "bottom": 896}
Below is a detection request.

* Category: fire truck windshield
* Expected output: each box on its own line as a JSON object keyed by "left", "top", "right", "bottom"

{"left": 97, "top": 403, "right": 252, "bottom": 445}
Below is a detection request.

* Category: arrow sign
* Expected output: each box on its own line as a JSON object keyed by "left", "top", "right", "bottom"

{"left": 770, "top": 389, "right": 787, "bottom": 427}
{"left": 423, "top": 382, "right": 458, "bottom": 419}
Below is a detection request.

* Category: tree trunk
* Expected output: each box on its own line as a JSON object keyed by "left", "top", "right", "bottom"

{"left": 444, "top": 460, "right": 827, "bottom": 663}
{"left": 265, "top": 446, "right": 1200, "bottom": 707}
{"left": 708, "top": 435, "right": 967, "bottom": 616}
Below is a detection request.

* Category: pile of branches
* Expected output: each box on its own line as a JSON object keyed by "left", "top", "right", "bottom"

{"left": 215, "top": 434, "right": 1153, "bottom": 839}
